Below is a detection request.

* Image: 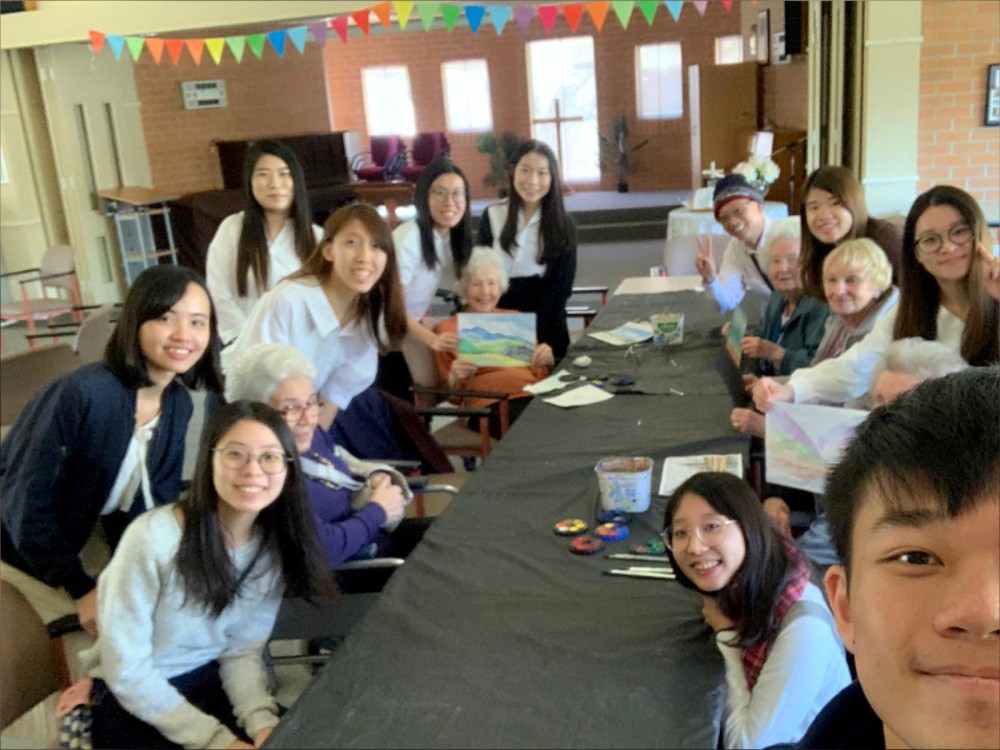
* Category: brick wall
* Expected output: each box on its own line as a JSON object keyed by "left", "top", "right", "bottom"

{"left": 917, "top": 0, "right": 1000, "bottom": 220}
{"left": 133, "top": 43, "right": 331, "bottom": 196}
{"left": 324, "top": 7, "right": 739, "bottom": 199}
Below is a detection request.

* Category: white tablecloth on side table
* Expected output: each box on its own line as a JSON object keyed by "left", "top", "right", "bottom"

{"left": 666, "top": 201, "right": 790, "bottom": 240}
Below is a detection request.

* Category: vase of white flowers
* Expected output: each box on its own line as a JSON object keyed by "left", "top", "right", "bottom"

{"left": 732, "top": 156, "right": 781, "bottom": 198}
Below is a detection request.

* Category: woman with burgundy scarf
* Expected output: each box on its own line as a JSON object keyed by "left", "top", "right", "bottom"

{"left": 663, "top": 473, "right": 850, "bottom": 748}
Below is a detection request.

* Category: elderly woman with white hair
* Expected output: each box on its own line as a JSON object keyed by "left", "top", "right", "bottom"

{"left": 739, "top": 217, "right": 829, "bottom": 378}
{"left": 225, "top": 343, "right": 407, "bottom": 566}
{"left": 732, "top": 237, "right": 899, "bottom": 437}
{"left": 432, "top": 246, "right": 555, "bottom": 439}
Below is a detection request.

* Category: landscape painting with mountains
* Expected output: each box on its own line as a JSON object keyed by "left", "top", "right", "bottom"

{"left": 457, "top": 313, "right": 536, "bottom": 367}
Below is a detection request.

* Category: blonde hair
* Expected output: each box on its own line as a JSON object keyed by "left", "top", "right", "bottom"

{"left": 823, "top": 238, "right": 892, "bottom": 294}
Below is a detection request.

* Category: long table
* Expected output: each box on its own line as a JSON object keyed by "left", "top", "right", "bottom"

{"left": 266, "top": 288, "right": 750, "bottom": 749}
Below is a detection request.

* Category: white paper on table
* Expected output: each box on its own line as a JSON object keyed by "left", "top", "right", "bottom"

{"left": 587, "top": 320, "right": 654, "bottom": 346}
{"left": 524, "top": 370, "right": 574, "bottom": 395}
{"left": 765, "top": 403, "right": 868, "bottom": 493}
{"left": 542, "top": 384, "right": 614, "bottom": 408}
{"left": 658, "top": 454, "right": 744, "bottom": 496}
{"left": 613, "top": 276, "right": 705, "bottom": 295}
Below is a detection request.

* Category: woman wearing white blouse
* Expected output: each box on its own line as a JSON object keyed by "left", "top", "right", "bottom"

{"left": 206, "top": 139, "right": 322, "bottom": 348}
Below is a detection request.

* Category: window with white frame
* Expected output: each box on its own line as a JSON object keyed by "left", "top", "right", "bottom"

{"left": 361, "top": 65, "right": 416, "bottom": 136}
{"left": 715, "top": 35, "right": 744, "bottom": 65}
{"left": 442, "top": 59, "right": 493, "bottom": 132}
{"left": 635, "top": 43, "right": 683, "bottom": 120}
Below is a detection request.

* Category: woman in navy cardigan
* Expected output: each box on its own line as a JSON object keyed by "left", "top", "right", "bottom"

{"left": 0, "top": 265, "right": 223, "bottom": 635}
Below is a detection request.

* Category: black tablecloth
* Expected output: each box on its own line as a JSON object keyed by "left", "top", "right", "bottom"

{"left": 266, "top": 289, "right": 749, "bottom": 750}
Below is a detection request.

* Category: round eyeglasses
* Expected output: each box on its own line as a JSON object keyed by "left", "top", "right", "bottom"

{"left": 914, "top": 224, "right": 974, "bottom": 255}
{"left": 214, "top": 446, "right": 290, "bottom": 475}
{"left": 660, "top": 518, "right": 738, "bottom": 551}
{"left": 429, "top": 187, "right": 466, "bottom": 203}
{"left": 278, "top": 394, "right": 322, "bottom": 423}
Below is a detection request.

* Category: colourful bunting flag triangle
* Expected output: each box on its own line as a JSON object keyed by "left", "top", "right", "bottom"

{"left": 165, "top": 39, "right": 185, "bottom": 64}
{"left": 351, "top": 9, "right": 371, "bottom": 35}
{"left": 440, "top": 4, "right": 461, "bottom": 31}
{"left": 664, "top": 0, "right": 683, "bottom": 22}
{"left": 146, "top": 37, "right": 165, "bottom": 64}
{"left": 465, "top": 5, "right": 486, "bottom": 33}
{"left": 205, "top": 37, "right": 225, "bottom": 64}
{"left": 513, "top": 4, "right": 534, "bottom": 32}
{"left": 186, "top": 38, "right": 205, "bottom": 65}
{"left": 266, "top": 30, "right": 286, "bottom": 57}
{"left": 287, "top": 26, "right": 307, "bottom": 54}
{"left": 125, "top": 36, "right": 144, "bottom": 62}
{"left": 106, "top": 34, "right": 125, "bottom": 60}
{"left": 372, "top": 2, "right": 393, "bottom": 29}
{"left": 537, "top": 5, "right": 559, "bottom": 33}
{"left": 722, "top": 0, "right": 733, "bottom": 10}
{"left": 563, "top": 3, "right": 585, "bottom": 31}
{"left": 693, "top": 0, "right": 708, "bottom": 16}
{"left": 417, "top": 2, "right": 438, "bottom": 30}
{"left": 225, "top": 36, "right": 245, "bottom": 62}
{"left": 89, "top": 30, "right": 105, "bottom": 56}
{"left": 330, "top": 17, "right": 349, "bottom": 42}
{"left": 394, "top": 1, "right": 415, "bottom": 30}
{"left": 637, "top": 0, "right": 658, "bottom": 24}
{"left": 488, "top": 5, "right": 510, "bottom": 33}
{"left": 611, "top": 1, "right": 635, "bottom": 29}
{"left": 587, "top": 1, "right": 611, "bottom": 30}
{"left": 246, "top": 33, "right": 266, "bottom": 59}
{"left": 308, "top": 23, "right": 327, "bottom": 48}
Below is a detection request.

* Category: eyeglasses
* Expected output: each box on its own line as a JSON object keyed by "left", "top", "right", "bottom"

{"left": 660, "top": 517, "right": 738, "bottom": 551}
{"left": 214, "top": 446, "right": 290, "bottom": 475}
{"left": 278, "top": 394, "right": 322, "bottom": 423}
{"left": 429, "top": 187, "right": 466, "bottom": 203}
{"left": 914, "top": 224, "right": 974, "bottom": 255}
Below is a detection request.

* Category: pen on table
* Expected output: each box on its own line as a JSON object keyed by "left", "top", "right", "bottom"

{"left": 606, "top": 553, "right": 672, "bottom": 563}
{"left": 669, "top": 388, "right": 685, "bottom": 396}
{"left": 605, "top": 569, "right": 676, "bottom": 580}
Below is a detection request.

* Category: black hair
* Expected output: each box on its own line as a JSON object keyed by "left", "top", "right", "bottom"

{"left": 825, "top": 366, "right": 1000, "bottom": 572}
{"left": 236, "top": 139, "right": 316, "bottom": 297}
{"left": 894, "top": 185, "right": 998, "bottom": 365}
{"left": 413, "top": 156, "right": 473, "bottom": 279}
{"left": 104, "top": 265, "right": 223, "bottom": 392}
{"left": 664, "top": 472, "right": 800, "bottom": 647}
{"left": 175, "top": 400, "right": 335, "bottom": 616}
{"left": 498, "top": 139, "right": 573, "bottom": 265}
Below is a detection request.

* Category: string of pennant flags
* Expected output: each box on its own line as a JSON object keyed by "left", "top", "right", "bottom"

{"left": 89, "top": 0, "right": 738, "bottom": 64}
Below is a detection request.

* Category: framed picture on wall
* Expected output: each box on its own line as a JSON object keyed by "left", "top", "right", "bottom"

{"left": 757, "top": 10, "right": 770, "bottom": 64}
{"left": 986, "top": 64, "right": 1000, "bottom": 127}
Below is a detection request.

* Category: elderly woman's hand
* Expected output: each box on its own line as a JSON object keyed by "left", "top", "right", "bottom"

{"left": 730, "top": 407, "right": 765, "bottom": 438}
{"left": 448, "top": 359, "right": 478, "bottom": 387}
{"left": 741, "top": 373, "right": 759, "bottom": 395}
{"left": 741, "top": 336, "right": 784, "bottom": 365}
{"left": 370, "top": 479, "right": 405, "bottom": 529}
{"left": 531, "top": 343, "right": 555, "bottom": 370}
{"left": 752, "top": 377, "right": 794, "bottom": 412}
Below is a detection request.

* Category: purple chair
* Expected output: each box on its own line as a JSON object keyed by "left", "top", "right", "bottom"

{"left": 352, "top": 135, "right": 405, "bottom": 182}
{"left": 400, "top": 133, "right": 450, "bottom": 183}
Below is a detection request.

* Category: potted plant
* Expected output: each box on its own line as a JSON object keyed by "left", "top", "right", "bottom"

{"left": 599, "top": 115, "right": 648, "bottom": 193}
{"left": 476, "top": 131, "right": 524, "bottom": 197}
{"left": 731, "top": 155, "right": 781, "bottom": 197}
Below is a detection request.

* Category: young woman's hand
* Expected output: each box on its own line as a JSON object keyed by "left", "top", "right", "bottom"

{"left": 701, "top": 596, "right": 736, "bottom": 632}
{"left": 741, "top": 336, "right": 784, "bottom": 365}
{"left": 752, "top": 377, "right": 795, "bottom": 412}
{"left": 448, "top": 359, "right": 478, "bottom": 387}
{"left": 694, "top": 235, "right": 717, "bottom": 284}
{"left": 370, "top": 478, "right": 405, "bottom": 528}
{"left": 226, "top": 740, "right": 254, "bottom": 750}
{"left": 75, "top": 589, "right": 98, "bottom": 636}
{"left": 432, "top": 332, "right": 460, "bottom": 352}
{"left": 762, "top": 497, "right": 793, "bottom": 538}
{"left": 531, "top": 343, "right": 555, "bottom": 370}
{"left": 253, "top": 726, "right": 273, "bottom": 748}
{"left": 979, "top": 244, "right": 1000, "bottom": 301}
{"left": 730, "top": 407, "right": 765, "bottom": 438}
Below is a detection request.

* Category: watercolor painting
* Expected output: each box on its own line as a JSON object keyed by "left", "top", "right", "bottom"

{"left": 726, "top": 306, "right": 747, "bottom": 365}
{"left": 457, "top": 312, "right": 536, "bottom": 367}
{"left": 765, "top": 402, "right": 868, "bottom": 493}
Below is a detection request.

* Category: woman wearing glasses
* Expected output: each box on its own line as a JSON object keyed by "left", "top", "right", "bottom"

{"left": 226, "top": 343, "right": 407, "bottom": 567}
{"left": 754, "top": 185, "right": 1000, "bottom": 411}
{"left": 663, "top": 473, "right": 850, "bottom": 749}
{"left": 82, "top": 401, "right": 331, "bottom": 749}
{"left": 378, "top": 157, "right": 474, "bottom": 398}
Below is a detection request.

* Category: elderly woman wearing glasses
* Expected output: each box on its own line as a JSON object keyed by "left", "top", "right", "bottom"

{"left": 663, "top": 472, "right": 850, "bottom": 749}
{"left": 226, "top": 343, "right": 407, "bottom": 566}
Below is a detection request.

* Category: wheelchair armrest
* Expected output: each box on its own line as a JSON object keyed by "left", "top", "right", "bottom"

{"left": 412, "top": 384, "right": 509, "bottom": 401}
{"left": 413, "top": 405, "right": 492, "bottom": 419}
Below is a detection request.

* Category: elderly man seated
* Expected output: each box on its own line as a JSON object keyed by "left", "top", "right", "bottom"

{"left": 433, "top": 246, "right": 555, "bottom": 439}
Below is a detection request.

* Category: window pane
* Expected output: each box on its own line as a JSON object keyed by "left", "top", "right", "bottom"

{"left": 635, "top": 42, "right": 683, "bottom": 120}
{"left": 442, "top": 60, "right": 493, "bottom": 132}
{"left": 715, "top": 35, "right": 744, "bottom": 65}
{"left": 362, "top": 66, "right": 416, "bottom": 136}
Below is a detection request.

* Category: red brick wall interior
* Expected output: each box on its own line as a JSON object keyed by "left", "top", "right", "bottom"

{"left": 133, "top": 43, "right": 331, "bottom": 197}
{"left": 917, "top": 0, "right": 1000, "bottom": 220}
{"left": 324, "top": 8, "right": 739, "bottom": 200}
